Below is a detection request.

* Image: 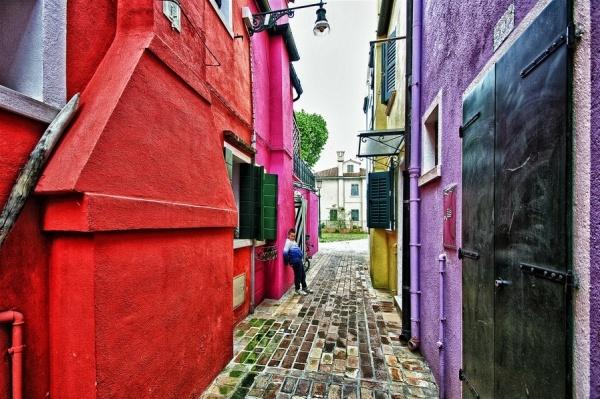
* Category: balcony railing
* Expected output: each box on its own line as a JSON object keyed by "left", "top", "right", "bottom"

{"left": 293, "top": 118, "right": 315, "bottom": 189}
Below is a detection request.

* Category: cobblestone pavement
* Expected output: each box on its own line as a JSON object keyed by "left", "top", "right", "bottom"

{"left": 201, "top": 247, "right": 439, "bottom": 399}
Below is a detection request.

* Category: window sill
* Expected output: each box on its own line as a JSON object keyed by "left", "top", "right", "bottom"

{"left": 418, "top": 165, "right": 442, "bottom": 187}
{"left": 0, "top": 85, "right": 60, "bottom": 123}
{"left": 233, "top": 239, "right": 268, "bottom": 249}
{"left": 234, "top": 239, "right": 253, "bottom": 249}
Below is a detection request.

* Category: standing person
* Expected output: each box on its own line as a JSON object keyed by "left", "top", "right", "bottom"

{"left": 283, "top": 228, "right": 313, "bottom": 295}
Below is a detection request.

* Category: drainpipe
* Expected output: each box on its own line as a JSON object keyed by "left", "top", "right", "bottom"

{"left": 0, "top": 310, "right": 24, "bottom": 399}
{"left": 407, "top": 0, "right": 423, "bottom": 352}
{"left": 437, "top": 254, "right": 447, "bottom": 398}
{"left": 249, "top": 32, "right": 258, "bottom": 314}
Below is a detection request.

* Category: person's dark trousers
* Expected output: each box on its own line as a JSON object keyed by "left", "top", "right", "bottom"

{"left": 291, "top": 261, "right": 307, "bottom": 290}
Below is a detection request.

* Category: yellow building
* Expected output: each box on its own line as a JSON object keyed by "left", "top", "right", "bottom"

{"left": 358, "top": 0, "right": 407, "bottom": 296}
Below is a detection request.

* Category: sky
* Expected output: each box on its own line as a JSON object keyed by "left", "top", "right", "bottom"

{"left": 289, "top": 0, "right": 377, "bottom": 172}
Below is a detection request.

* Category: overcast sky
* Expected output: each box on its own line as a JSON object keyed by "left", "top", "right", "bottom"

{"left": 289, "top": 0, "right": 377, "bottom": 172}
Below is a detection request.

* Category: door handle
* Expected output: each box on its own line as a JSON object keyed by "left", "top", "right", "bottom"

{"left": 494, "top": 279, "right": 511, "bottom": 288}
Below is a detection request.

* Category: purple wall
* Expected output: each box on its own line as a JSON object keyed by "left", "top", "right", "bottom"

{"left": 590, "top": 2, "right": 599, "bottom": 397}
{"left": 419, "top": 1, "right": 537, "bottom": 397}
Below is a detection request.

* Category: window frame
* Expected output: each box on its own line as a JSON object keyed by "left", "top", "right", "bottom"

{"left": 350, "top": 183, "right": 359, "bottom": 197}
{"left": 419, "top": 90, "right": 443, "bottom": 186}
{"left": 347, "top": 164, "right": 354, "bottom": 173}
{"left": 0, "top": 0, "right": 66, "bottom": 121}
{"left": 329, "top": 209, "right": 338, "bottom": 222}
{"left": 208, "top": 0, "right": 234, "bottom": 37}
{"left": 350, "top": 209, "right": 359, "bottom": 222}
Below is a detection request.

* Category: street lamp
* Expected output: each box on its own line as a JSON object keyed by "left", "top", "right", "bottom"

{"left": 242, "top": 1, "right": 330, "bottom": 37}
{"left": 316, "top": 179, "right": 323, "bottom": 239}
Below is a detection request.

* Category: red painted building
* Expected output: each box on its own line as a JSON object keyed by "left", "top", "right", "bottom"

{"left": 0, "top": 0, "right": 255, "bottom": 397}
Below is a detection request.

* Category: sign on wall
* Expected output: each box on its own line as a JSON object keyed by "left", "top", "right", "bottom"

{"left": 443, "top": 184, "right": 457, "bottom": 249}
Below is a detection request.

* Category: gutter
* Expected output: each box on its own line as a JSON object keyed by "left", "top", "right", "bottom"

{"left": 290, "top": 63, "right": 303, "bottom": 102}
{"left": 408, "top": 0, "right": 423, "bottom": 351}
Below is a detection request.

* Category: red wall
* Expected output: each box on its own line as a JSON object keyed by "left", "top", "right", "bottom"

{"left": 0, "top": 0, "right": 252, "bottom": 397}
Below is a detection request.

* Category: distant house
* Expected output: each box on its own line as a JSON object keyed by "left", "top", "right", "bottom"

{"left": 315, "top": 151, "right": 367, "bottom": 231}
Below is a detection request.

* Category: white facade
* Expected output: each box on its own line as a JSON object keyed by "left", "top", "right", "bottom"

{"left": 316, "top": 152, "right": 367, "bottom": 231}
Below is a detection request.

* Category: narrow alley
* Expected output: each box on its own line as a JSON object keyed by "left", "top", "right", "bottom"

{"left": 202, "top": 242, "right": 438, "bottom": 399}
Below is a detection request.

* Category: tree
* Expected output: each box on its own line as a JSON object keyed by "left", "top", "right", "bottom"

{"left": 294, "top": 110, "right": 328, "bottom": 167}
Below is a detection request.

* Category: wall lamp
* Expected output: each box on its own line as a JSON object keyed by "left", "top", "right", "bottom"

{"left": 242, "top": 1, "right": 330, "bottom": 37}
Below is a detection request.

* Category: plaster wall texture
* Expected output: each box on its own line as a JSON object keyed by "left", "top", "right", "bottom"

{"left": 572, "top": 0, "right": 592, "bottom": 397}
{"left": 419, "top": 0, "right": 543, "bottom": 397}
{"left": 589, "top": 0, "right": 600, "bottom": 396}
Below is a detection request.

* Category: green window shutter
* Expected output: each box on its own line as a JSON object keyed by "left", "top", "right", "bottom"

{"left": 239, "top": 164, "right": 264, "bottom": 239}
{"left": 329, "top": 209, "right": 338, "bottom": 221}
{"left": 367, "top": 171, "right": 391, "bottom": 229}
{"left": 380, "top": 43, "right": 388, "bottom": 103}
{"left": 224, "top": 148, "right": 233, "bottom": 183}
{"left": 262, "top": 173, "right": 278, "bottom": 240}
{"left": 381, "top": 30, "right": 397, "bottom": 104}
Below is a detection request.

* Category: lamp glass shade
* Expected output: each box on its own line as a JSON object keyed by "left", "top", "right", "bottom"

{"left": 313, "top": 7, "right": 330, "bottom": 36}
{"left": 316, "top": 179, "right": 323, "bottom": 190}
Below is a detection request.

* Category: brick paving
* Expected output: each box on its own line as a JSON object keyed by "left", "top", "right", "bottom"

{"left": 201, "top": 246, "right": 438, "bottom": 399}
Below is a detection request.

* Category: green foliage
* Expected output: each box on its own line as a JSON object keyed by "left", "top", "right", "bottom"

{"left": 295, "top": 110, "right": 329, "bottom": 167}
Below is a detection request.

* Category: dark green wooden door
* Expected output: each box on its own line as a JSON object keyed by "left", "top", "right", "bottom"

{"left": 461, "top": 0, "right": 570, "bottom": 396}
{"left": 461, "top": 68, "right": 496, "bottom": 399}
{"left": 494, "top": 0, "right": 569, "bottom": 396}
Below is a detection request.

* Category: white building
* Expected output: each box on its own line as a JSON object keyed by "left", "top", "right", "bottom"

{"left": 315, "top": 151, "right": 367, "bottom": 231}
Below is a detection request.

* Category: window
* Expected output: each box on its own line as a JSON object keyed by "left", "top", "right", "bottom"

{"left": 347, "top": 165, "right": 354, "bottom": 173}
{"left": 380, "top": 30, "right": 397, "bottom": 104}
{"left": 420, "top": 91, "right": 442, "bottom": 185}
{"left": 224, "top": 145, "right": 278, "bottom": 241}
{"left": 0, "top": 0, "right": 66, "bottom": 115}
{"left": 209, "top": 0, "right": 233, "bottom": 33}
{"left": 351, "top": 209, "right": 359, "bottom": 222}
{"left": 329, "top": 209, "right": 338, "bottom": 222}
{"left": 351, "top": 184, "right": 359, "bottom": 197}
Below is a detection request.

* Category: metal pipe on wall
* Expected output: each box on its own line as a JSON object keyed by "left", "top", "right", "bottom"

{"left": 408, "top": 0, "right": 423, "bottom": 351}
{"left": 437, "top": 254, "right": 447, "bottom": 398}
{"left": 0, "top": 310, "right": 24, "bottom": 399}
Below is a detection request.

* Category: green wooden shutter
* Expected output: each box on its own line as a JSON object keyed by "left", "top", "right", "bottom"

{"left": 239, "top": 164, "right": 264, "bottom": 239}
{"left": 367, "top": 171, "right": 391, "bottom": 229}
{"left": 380, "top": 43, "right": 388, "bottom": 103}
{"left": 224, "top": 148, "right": 233, "bottom": 183}
{"left": 381, "top": 30, "right": 397, "bottom": 104}
{"left": 262, "top": 173, "right": 278, "bottom": 240}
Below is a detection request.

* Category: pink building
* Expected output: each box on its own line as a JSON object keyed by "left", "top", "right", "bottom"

{"left": 230, "top": 0, "right": 319, "bottom": 316}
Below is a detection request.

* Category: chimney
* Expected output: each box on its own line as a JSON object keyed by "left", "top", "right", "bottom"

{"left": 337, "top": 151, "right": 345, "bottom": 176}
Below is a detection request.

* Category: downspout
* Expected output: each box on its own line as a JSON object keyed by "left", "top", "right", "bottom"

{"left": 249, "top": 27, "right": 258, "bottom": 314}
{"left": 437, "top": 254, "right": 447, "bottom": 398}
{"left": 407, "top": 0, "right": 422, "bottom": 351}
{"left": 0, "top": 310, "right": 25, "bottom": 399}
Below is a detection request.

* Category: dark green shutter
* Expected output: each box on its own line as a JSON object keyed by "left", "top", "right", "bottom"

{"left": 239, "top": 164, "right": 264, "bottom": 239}
{"left": 367, "top": 171, "right": 391, "bottom": 228}
{"left": 262, "top": 173, "right": 278, "bottom": 240}
{"left": 381, "top": 30, "right": 397, "bottom": 104}
{"left": 380, "top": 43, "right": 388, "bottom": 103}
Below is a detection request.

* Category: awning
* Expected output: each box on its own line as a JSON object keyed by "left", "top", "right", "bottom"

{"left": 356, "top": 128, "right": 405, "bottom": 158}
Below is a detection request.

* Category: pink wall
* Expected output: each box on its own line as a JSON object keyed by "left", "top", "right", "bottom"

{"left": 251, "top": 1, "right": 297, "bottom": 300}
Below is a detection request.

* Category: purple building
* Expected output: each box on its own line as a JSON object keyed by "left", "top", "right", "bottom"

{"left": 394, "top": 0, "right": 597, "bottom": 397}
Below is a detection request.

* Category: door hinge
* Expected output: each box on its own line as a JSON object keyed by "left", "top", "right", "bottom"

{"left": 459, "top": 112, "right": 481, "bottom": 138}
{"left": 521, "top": 23, "right": 581, "bottom": 78}
{"left": 519, "top": 262, "right": 574, "bottom": 287}
{"left": 459, "top": 369, "right": 481, "bottom": 399}
{"left": 458, "top": 248, "right": 480, "bottom": 260}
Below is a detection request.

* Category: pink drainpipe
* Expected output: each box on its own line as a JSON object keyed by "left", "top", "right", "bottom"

{"left": 0, "top": 310, "right": 24, "bottom": 399}
{"left": 437, "top": 254, "right": 447, "bottom": 398}
{"left": 408, "top": 0, "right": 423, "bottom": 351}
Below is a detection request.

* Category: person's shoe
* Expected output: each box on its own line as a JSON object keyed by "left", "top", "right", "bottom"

{"left": 304, "top": 288, "right": 314, "bottom": 294}
{"left": 296, "top": 289, "right": 308, "bottom": 296}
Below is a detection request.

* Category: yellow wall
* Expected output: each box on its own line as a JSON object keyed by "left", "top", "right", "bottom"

{"left": 368, "top": 0, "right": 406, "bottom": 294}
